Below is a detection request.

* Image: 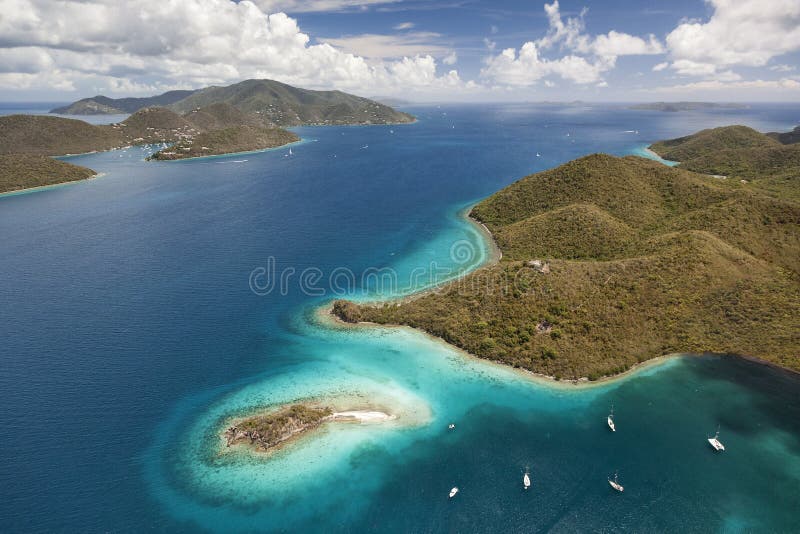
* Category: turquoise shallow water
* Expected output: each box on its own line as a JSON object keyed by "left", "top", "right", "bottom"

{"left": 1, "top": 103, "right": 799, "bottom": 532}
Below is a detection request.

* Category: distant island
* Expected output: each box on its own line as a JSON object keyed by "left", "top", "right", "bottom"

{"left": 53, "top": 79, "right": 415, "bottom": 127}
{"left": 51, "top": 90, "right": 197, "bottom": 115}
{"left": 1, "top": 80, "right": 414, "bottom": 193}
{"left": 333, "top": 125, "right": 800, "bottom": 381}
{"left": 629, "top": 102, "right": 748, "bottom": 112}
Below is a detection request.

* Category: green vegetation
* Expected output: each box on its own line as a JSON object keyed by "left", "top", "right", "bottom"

{"left": 150, "top": 124, "right": 299, "bottom": 160}
{"left": 54, "top": 79, "right": 415, "bottom": 126}
{"left": 0, "top": 114, "right": 125, "bottom": 155}
{"left": 0, "top": 104, "right": 298, "bottom": 181}
{"left": 333, "top": 151, "right": 800, "bottom": 381}
{"left": 224, "top": 405, "right": 333, "bottom": 451}
{"left": 182, "top": 102, "right": 264, "bottom": 131}
{"left": 167, "top": 79, "right": 415, "bottom": 126}
{"left": 649, "top": 125, "right": 779, "bottom": 162}
{"left": 649, "top": 124, "right": 800, "bottom": 202}
{"left": 0, "top": 154, "right": 96, "bottom": 193}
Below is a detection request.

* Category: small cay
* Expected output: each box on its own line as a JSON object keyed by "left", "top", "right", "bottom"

{"left": 224, "top": 405, "right": 333, "bottom": 451}
{"left": 223, "top": 404, "right": 394, "bottom": 452}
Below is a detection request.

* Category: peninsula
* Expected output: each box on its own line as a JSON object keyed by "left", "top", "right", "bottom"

{"left": 1, "top": 80, "right": 413, "bottom": 192}
{"left": 0, "top": 154, "right": 96, "bottom": 194}
{"left": 333, "top": 126, "right": 800, "bottom": 381}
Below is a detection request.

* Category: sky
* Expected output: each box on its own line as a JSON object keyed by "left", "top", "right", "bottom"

{"left": 0, "top": 0, "right": 798, "bottom": 102}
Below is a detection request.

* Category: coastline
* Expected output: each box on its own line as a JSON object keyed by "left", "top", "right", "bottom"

{"left": 317, "top": 300, "right": 682, "bottom": 390}
{"left": 150, "top": 137, "right": 305, "bottom": 163}
{"left": 216, "top": 394, "right": 412, "bottom": 458}
{"left": 631, "top": 144, "right": 680, "bottom": 166}
{"left": 0, "top": 172, "right": 106, "bottom": 198}
{"left": 316, "top": 196, "right": 798, "bottom": 388}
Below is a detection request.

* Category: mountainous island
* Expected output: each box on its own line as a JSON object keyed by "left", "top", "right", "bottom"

{"left": 1, "top": 80, "right": 413, "bottom": 193}
{"left": 52, "top": 79, "right": 414, "bottom": 127}
{"left": 333, "top": 125, "right": 800, "bottom": 381}
{"left": 629, "top": 102, "right": 748, "bottom": 112}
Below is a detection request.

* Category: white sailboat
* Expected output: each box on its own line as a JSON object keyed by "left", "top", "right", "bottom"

{"left": 523, "top": 469, "right": 531, "bottom": 490}
{"left": 449, "top": 487, "right": 459, "bottom": 498}
{"left": 608, "top": 472, "right": 624, "bottom": 492}
{"left": 708, "top": 426, "right": 725, "bottom": 451}
{"left": 607, "top": 405, "right": 616, "bottom": 432}
{"left": 448, "top": 423, "right": 455, "bottom": 430}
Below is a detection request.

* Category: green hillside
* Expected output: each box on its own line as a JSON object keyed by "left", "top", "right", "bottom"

{"left": 334, "top": 153, "right": 800, "bottom": 380}
{"left": 183, "top": 103, "right": 264, "bottom": 131}
{"left": 51, "top": 80, "right": 414, "bottom": 126}
{"left": 168, "top": 79, "right": 415, "bottom": 126}
{"left": 649, "top": 125, "right": 800, "bottom": 202}
{"left": 0, "top": 154, "right": 97, "bottom": 193}
{"left": 150, "top": 125, "right": 299, "bottom": 160}
{"left": 0, "top": 115, "right": 125, "bottom": 155}
{"left": 649, "top": 125, "right": 780, "bottom": 162}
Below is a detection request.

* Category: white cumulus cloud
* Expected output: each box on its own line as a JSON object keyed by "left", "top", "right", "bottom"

{"left": 0, "top": 0, "right": 467, "bottom": 99}
{"left": 481, "top": 1, "right": 664, "bottom": 87}
{"left": 664, "top": 0, "right": 800, "bottom": 77}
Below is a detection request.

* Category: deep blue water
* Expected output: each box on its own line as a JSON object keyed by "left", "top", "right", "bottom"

{"left": 1, "top": 103, "right": 799, "bottom": 532}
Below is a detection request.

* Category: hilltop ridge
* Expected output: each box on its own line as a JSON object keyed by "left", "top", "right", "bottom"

{"left": 50, "top": 90, "right": 198, "bottom": 115}
{"left": 649, "top": 124, "right": 800, "bottom": 201}
{"left": 50, "top": 79, "right": 415, "bottom": 127}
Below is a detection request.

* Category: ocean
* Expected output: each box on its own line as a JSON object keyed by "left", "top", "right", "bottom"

{"left": 1, "top": 103, "right": 799, "bottom": 532}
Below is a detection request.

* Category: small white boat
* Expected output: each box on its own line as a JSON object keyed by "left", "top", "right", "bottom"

{"left": 448, "top": 423, "right": 455, "bottom": 430}
{"left": 608, "top": 472, "right": 624, "bottom": 493}
{"left": 523, "top": 470, "right": 531, "bottom": 490}
{"left": 536, "top": 152, "right": 541, "bottom": 157}
{"left": 449, "top": 487, "right": 459, "bottom": 498}
{"left": 708, "top": 426, "right": 725, "bottom": 451}
{"left": 607, "top": 405, "right": 616, "bottom": 432}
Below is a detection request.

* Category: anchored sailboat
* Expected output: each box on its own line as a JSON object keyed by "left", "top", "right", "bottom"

{"left": 608, "top": 471, "right": 624, "bottom": 492}
{"left": 523, "top": 468, "right": 531, "bottom": 490}
{"left": 449, "top": 487, "right": 459, "bottom": 498}
{"left": 607, "top": 405, "right": 616, "bottom": 432}
{"left": 708, "top": 426, "right": 725, "bottom": 451}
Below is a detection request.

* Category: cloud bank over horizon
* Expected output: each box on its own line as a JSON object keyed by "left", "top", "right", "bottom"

{"left": 0, "top": 0, "right": 797, "bottom": 101}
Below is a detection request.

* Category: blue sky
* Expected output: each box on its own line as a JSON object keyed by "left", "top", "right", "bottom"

{"left": 1, "top": 0, "right": 798, "bottom": 102}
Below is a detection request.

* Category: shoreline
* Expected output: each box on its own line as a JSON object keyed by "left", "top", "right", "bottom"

{"left": 351, "top": 204, "right": 502, "bottom": 308}
{"left": 633, "top": 144, "right": 680, "bottom": 167}
{"left": 150, "top": 137, "right": 305, "bottom": 163}
{"left": 217, "top": 398, "right": 403, "bottom": 457}
{"left": 315, "top": 199, "right": 799, "bottom": 388}
{"left": 0, "top": 172, "right": 106, "bottom": 198}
